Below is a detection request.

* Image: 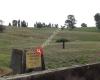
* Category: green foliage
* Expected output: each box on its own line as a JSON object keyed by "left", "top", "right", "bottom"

{"left": 12, "top": 20, "right": 28, "bottom": 27}
{"left": 94, "top": 13, "right": 100, "bottom": 29}
{"left": 34, "top": 22, "right": 58, "bottom": 28}
{"left": 69, "top": 27, "right": 99, "bottom": 32}
{"left": 0, "top": 25, "right": 5, "bottom": 32}
{"left": 56, "top": 38, "right": 69, "bottom": 42}
{"left": 1, "top": 27, "right": 100, "bottom": 69}
{"left": 94, "top": 13, "right": 100, "bottom": 22}
{"left": 81, "top": 23, "right": 87, "bottom": 27}
{"left": 56, "top": 38, "right": 70, "bottom": 49}
{"left": 21, "top": 20, "right": 28, "bottom": 27}
{"left": 12, "top": 20, "right": 17, "bottom": 27}
{"left": 18, "top": 20, "right": 20, "bottom": 27}
{"left": 65, "top": 15, "right": 76, "bottom": 29}
{"left": 8, "top": 23, "right": 11, "bottom": 26}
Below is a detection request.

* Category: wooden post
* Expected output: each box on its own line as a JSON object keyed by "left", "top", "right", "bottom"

{"left": 41, "top": 54, "right": 45, "bottom": 70}
{"left": 62, "top": 41, "right": 65, "bottom": 49}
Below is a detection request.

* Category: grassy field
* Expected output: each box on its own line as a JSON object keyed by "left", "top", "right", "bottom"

{"left": 0, "top": 27, "right": 100, "bottom": 69}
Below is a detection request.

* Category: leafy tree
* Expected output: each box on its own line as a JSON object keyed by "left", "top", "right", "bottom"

{"left": 61, "top": 26, "right": 65, "bottom": 30}
{"left": 65, "top": 15, "right": 76, "bottom": 29}
{"left": 35, "top": 22, "right": 42, "bottom": 28}
{"left": 94, "top": 13, "right": 100, "bottom": 29}
{"left": 55, "top": 24, "right": 58, "bottom": 28}
{"left": 34, "top": 22, "right": 59, "bottom": 28}
{"left": 48, "top": 23, "right": 52, "bottom": 28}
{"left": 81, "top": 23, "right": 87, "bottom": 27}
{"left": 56, "top": 38, "right": 69, "bottom": 49}
{"left": 12, "top": 20, "right": 17, "bottom": 27}
{"left": 34, "top": 22, "right": 49, "bottom": 28}
{"left": 8, "top": 23, "right": 11, "bottom": 26}
{"left": 18, "top": 20, "right": 21, "bottom": 27}
{"left": 21, "top": 20, "right": 28, "bottom": 27}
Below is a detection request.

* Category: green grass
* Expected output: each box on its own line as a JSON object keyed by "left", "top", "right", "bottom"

{"left": 69, "top": 27, "right": 100, "bottom": 32}
{"left": 1, "top": 27, "right": 100, "bottom": 69}
{"left": 44, "top": 42, "right": 100, "bottom": 68}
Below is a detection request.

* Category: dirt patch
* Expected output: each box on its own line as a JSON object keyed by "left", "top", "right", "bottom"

{"left": 0, "top": 68, "right": 12, "bottom": 77}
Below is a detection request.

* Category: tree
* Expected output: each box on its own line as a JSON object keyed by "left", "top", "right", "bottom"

{"left": 81, "top": 23, "right": 87, "bottom": 27}
{"left": 55, "top": 24, "right": 58, "bottom": 28}
{"left": 94, "top": 13, "right": 100, "bottom": 29}
{"left": 65, "top": 15, "right": 76, "bottom": 29}
{"left": 18, "top": 20, "right": 21, "bottom": 27}
{"left": 34, "top": 22, "right": 48, "bottom": 28}
{"left": 61, "top": 26, "right": 65, "bottom": 30}
{"left": 8, "top": 23, "right": 11, "bottom": 26}
{"left": 34, "top": 22, "right": 59, "bottom": 28}
{"left": 48, "top": 23, "right": 52, "bottom": 28}
{"left": 56, "top": 38, "right": 69, "bottom": 49}
{"left": 35, "top": 22, "right": 42, "bottom": 28}
{"left": 21, "top": 20, "right": 27, "bottom": 27}
{"left": 12, "top": 20, "right": 17, "bottom": 27}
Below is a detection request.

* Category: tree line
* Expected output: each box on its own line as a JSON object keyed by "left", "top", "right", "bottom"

{"left": 9, "top": 20, "right": 28, "bottom": 27}
{"left": 64, "top": 15, "right": 87, "bottom": 29}
{"left": 1, "top": 12, "right": 100, "bottom": 32}
{"left": 34, "top": 22, "right": 58, "bottom": 28}
{"left": 9, "top": 20, "right": 59, "bottom": 28}
{"left": 63, "top": 13, "right": 100, "bottom": 29}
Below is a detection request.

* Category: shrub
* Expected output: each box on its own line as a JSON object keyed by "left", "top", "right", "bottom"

{"left": 56, "top": 38, "right": 69, "bottom": 42}
{"left": 0, "top": 25, "right": 5, "bottom": 32}
{"left": 56, "top": 38, "right": 70, "bottom": 49}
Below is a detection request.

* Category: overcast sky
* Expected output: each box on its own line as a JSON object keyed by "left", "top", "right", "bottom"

{"left": 0, "top": 0, "right": 100, "bottom": 27}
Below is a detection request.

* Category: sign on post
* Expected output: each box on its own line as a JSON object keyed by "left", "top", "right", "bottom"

{"left": 26, "top": 47, "right": 45, "bottom": 71}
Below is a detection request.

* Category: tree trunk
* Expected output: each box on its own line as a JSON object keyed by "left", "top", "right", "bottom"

{"left": 62, "top": 41, "right": 65, "bottom": 49}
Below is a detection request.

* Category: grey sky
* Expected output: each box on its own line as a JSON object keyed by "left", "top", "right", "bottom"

{"left": 0, "top": 0, "right": 100, "bottom": 27}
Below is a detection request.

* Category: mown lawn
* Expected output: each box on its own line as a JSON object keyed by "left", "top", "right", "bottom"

{"left": 0, "top": 27, "right": 100, "bottom": 69}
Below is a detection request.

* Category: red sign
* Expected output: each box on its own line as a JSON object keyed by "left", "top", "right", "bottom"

{"left": 34, "top": 47, "right": 44, "bottom": 56}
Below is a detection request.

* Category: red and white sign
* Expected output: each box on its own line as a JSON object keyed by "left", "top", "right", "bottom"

{"left": 26, "top": 47, "right": 44, "bottom": 69}
{"left": 34, "top": 47, "right": 44, "bottom": 56}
